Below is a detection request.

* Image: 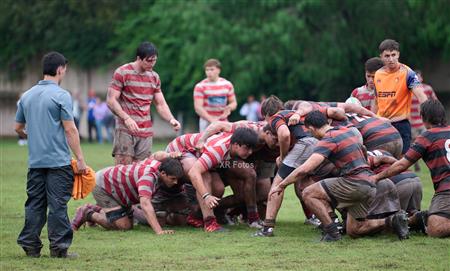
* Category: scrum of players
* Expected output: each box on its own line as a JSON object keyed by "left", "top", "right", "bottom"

{"left": 71, "top": 96, "right": 450, "bottom": 241}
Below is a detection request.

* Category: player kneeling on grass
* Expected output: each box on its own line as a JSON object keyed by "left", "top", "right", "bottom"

{"left": 270, "top": 111, "right": 409, "bottom": 241}
{"left": 375, "top": 99, "right": 450, "bottom": 238}
{"left": 71, "top": 157, "right": 184, "bottom": 234}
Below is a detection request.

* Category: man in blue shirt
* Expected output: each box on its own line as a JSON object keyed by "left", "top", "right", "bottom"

{"left": 15, "top": 52, "right": 87, "bottom": 258}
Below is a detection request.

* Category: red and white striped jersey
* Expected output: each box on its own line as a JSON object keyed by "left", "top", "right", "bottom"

{"left": 410, "top": 83, "right": 437, "bottom": 129}
{"left": 350, "top": 85, "right": 376, "bottom": 112}
{"left": 193, "top": 77, "right": 235, "bottom": 120}
{"left": 109, "top": 63, "right": 161, "bottom": 137}
{"left": 97, "top": 158, "right": 161, "bottom": 206}
{"left": 198, "top": 132, "right": 233, "bottom": 170}
{"left": 166, "top": 133, "right": 203, "bottom": 156}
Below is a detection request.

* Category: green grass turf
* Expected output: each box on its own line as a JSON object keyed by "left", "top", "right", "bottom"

{"left": 1, "top": 139, "right": 449, "bottom": 271}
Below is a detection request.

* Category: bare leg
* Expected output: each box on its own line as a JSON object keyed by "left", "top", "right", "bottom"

{"left": 346, "top": 214, "right": 385, "bottom": 238}
{"left": 427, "top": 215, "right": 450, "bottom": 237}
{"left": 89, "top": 207, "right": 133, "bottom": 230}
{"left": 302, "top": 183, "right": 333, "bottom": 226}
{"left": 114, "top": 154, "right": 133, "bottom": 165}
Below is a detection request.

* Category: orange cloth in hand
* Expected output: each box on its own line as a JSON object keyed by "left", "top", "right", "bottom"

{"left": 71, "top": 159, "right": 96, "bottom": 200}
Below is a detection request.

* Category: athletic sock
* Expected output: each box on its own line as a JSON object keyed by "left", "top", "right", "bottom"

{"left": 247, "top": 206, "right": 259, "bottom": 223}
{"left": 263, "top": 219, "right": 275, "bottom": 231}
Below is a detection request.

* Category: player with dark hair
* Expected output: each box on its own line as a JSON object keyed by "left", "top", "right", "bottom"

{"left": 71, "top": 157, "right": 184, "bottom": 234}
{"left": 196, "top": 120, "right": 279, "bottom": 227}
{"left": 350, "top": 57, "right": 384, "bottom": 112}
{"left": 375, "top": 99, "right": 450, "bottom": 237}
{"left": 374, "top": 39, "right": 428, "bottom": 154}
{"left": 270, "top": 111, "right": 409, "bottom": 241}
{"left": 255, "top": 96, "right": 333, "bottom": 237}
{"left": 107, "top": 41, "right": 180, "bottom": 165}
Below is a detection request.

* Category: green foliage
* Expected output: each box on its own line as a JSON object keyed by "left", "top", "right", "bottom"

{"left": 1, "top": 0, "right": 449, "bottom": 110}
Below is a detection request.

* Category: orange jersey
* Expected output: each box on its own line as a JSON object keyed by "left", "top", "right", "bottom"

{"left": 374, "top": 64, "right": 420, "bottom": 121}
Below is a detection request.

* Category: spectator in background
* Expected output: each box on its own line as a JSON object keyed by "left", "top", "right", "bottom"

{"left": 194, "top": 59, "right": 237, "bottom": 131}
{"left": 72, "top": 91, "right": 84, "bottom": 133}
{"left": 258, "top": 94, "right": 267, "bottom": 121}
{"left": 410, "top": 70, "right": 438, "bottom": 171}
{"left": 350, "top": 57, "right": 384, "bottom": 113}
{"left": 87, "top": 90, "right": 98, "bottom": 143}
{"left": 239, "top": 95, "right": 260, "bottom": 121}
{"left": 93, "top": 97, "right": 113, "bottom": 144}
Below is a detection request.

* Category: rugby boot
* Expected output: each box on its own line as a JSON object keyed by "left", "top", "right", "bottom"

{"left": 71, "top": 205, "right": 91, "bottom": 231}
{"left": 204, "top": 216, "right": 226, "bottom": 232}
{"left": 390, "top": 210, "right": 410, "bottom": 240}
{"left": 186, "top": 214, "right": 204, "bottom": 228}
{"left": 320, "top": 222, "right": 342, "bottom": 242}
{"left": 252, "top": 226, "right": 274, "bottom": 237}
{"left": 50, "top": 249, "right": 78, "bottom": 259}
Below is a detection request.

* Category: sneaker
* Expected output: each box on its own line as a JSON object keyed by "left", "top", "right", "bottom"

{"left": 390, "top": 211, "right": 409, "bottom": 240}
{"left": 22, "top": 247, "right": 41, "bottom": 258}
{"left": 71, "top": 206, "right": 89, "bottom": 231}
{"left": 304, "top": 215, "right": 322, "bottom": 228}
{"left": 248, "top": 219, "right": 263, "bottom": 229}
{"left": 50, "top": 249, "right": 78, "bottom": 259}
{"left": 187, "top": 214, "right": 204, "bottom": 228}
{"left": 320, "top": 232, "right": 342, "bottom": 242}
{"left": 253, "top": 227, "right": 274, "bottom": 237}
{"left": 204, "top": 218, "right": 226, "bottom": 232}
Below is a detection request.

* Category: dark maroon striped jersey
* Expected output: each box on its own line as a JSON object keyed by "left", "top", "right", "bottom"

{"left": 344, "top": 113, "right": 401, "bottom": 150}
{"left": 405, "top": 126, "right": 450, "bottom": 192}
{"left": 268, "top": 110, "right": 311, "bottom": 148}
{"left": 367, "top": 150, "right": 417, "bottom": 184}
{"left": 313, "top": 126, "right": 374, "bottom": 181}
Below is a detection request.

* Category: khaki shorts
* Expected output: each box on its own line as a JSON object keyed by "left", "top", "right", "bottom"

{"left": 112, "top": 129, "right": 152, "bottom": 160}
{"left": 428, "top": 190, "right": 450, "bottom": 219}
{"left": 369, "top": 138, "right": 403, "bottom": 159}
{"left": 254, "top": 160, "right": 276, "bottom": 179}
{"left": 321, "top": 177, "right": 376, "bottom": 220}
{"left": 396, "top": 177, "right": 422, "bottom": 213}
{"left": 367, "top": 179, "right": 400, "bottom": 219}
{"left": 92, "top": 185, "right": 122, "bottom": 209}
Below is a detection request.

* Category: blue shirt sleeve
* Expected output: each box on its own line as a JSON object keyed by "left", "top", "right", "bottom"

{"left": 406, "top": 68, "right": 420, "bottom": 90}
{"left": 59, "top": 91, "right": 74, "bottom": 121}
{"left": 15, "top": 100, "right": 26, "bottom": 123}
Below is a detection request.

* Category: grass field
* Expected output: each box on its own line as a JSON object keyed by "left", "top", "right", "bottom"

{"left": 1, "top": 139, "right": 449, "bottom": 271}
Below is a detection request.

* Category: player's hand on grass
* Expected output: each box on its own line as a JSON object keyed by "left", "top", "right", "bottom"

{"left": 157, "top": 230, "right": 175, "bottom": 235}
{"left": 204, "top": 195, "right": 220, "bottom": 209}
{"left": 76, "top": 159, "right": 87, "bottom": 175}
{"left": 124, "top": 117, "right": 139, "bottom": 133}
{"left": 288, "top": 112, "right": 301, "bottom": 126}
{"left": 170, "top": 118, "right": 181, "bottom": 131}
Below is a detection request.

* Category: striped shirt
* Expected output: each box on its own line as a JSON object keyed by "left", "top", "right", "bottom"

{"left": 345, "top": 113, "right": 401, "bottom": 150}
{"left": 314, "top": 127, "right": 374, "bottom": 181}
{"left": 268, "top": 110, "right": 311, "bottom": 149}
{"left": 367, "top": 150, "right": 417, "bottom": 184}
{"left": 404, "top": 126, "right": 450, "bottom": 193}
{"left": 198, "top": 133, "right": 233, "bottom": 170}
{"left": 193, "top": 77, "right": 235, "bottom": 120}
{"left": 109, "top": 63, "right": 161, "bottom": 137}
{"left": 410, "top": 84, "right": 437, "bottom": 129}
{"left": 97, "top": 159, "right": 161, "bottom": 206}
{"left": 166, "top": 133, "right": 203, "bottom": 157}
{"left": 350, "top": 85, "right": 376, "bottom": 112}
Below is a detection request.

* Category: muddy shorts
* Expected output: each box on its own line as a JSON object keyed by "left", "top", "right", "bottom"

{"left": 321, "top": 177, "right": 376, "bottom": 220}
{"left": 278, "top": 137, "right": 317, "bottom": 179}
{"left": 395, "top": 177, "right": 422, "bottom": 213}
{"left": 112, "top": 129, "right": 152, "bottom": 160}
{"left": 428, "top": 190, "right": 450, "bottom": 219}
{"left": 367, "top": 179, "right": 400, "bottom": 219}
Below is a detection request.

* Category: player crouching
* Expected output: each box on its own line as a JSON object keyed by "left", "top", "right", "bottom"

{"left": 71, "top": 157, "right": 184, "bottom": 235}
